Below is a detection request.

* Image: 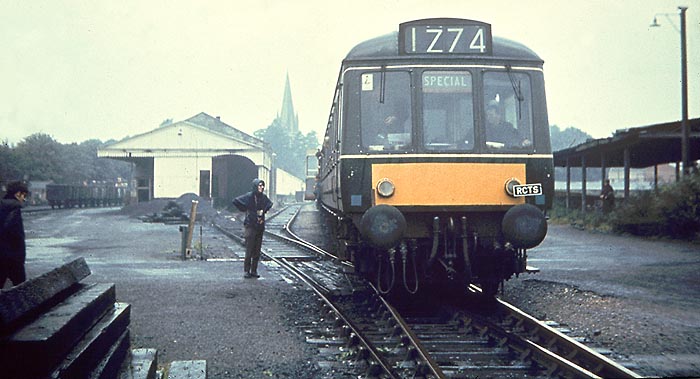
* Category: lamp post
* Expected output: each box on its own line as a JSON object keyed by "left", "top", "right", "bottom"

{"left": 651, "top": 6, "right": 689, "bottom": 176}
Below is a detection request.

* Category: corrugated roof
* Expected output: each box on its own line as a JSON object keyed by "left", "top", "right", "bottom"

{"left": 553, "top": 118, "right": 700, "bottom": 168}
{"left": 102, "top": 112, "right": 268, "bottom": 151}
{"left": 184, "top": 112, "right": 267, "bottom": 148}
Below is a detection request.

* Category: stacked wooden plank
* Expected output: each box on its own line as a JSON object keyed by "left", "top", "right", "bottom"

{"left": 0, "top": 258, "right": 133, "bottom": 379}
{"left": 0, "top": 258, "right": 206, "bottom": 379}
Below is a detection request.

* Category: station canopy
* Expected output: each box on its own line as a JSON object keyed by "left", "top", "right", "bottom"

{"left": 554, "top": 118, "right": 700, "bottom": 168}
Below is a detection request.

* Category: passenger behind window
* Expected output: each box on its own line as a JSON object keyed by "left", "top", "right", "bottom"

{"left": 484, "top": 101, "right": 530, "bottom": 148}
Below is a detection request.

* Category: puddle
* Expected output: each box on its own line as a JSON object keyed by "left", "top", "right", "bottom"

{"left": 27, "top": 237, "right": 79, "bottom": 247}
{"left": 131, "top": 268, "right": 194, "bottom": 278}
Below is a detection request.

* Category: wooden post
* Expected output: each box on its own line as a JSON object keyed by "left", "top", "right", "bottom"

{"left": 600, "top": 152, "right": 607, "bottom": 189}
{"left": 581, "top": 156, "right": 587, "bottom": 212}
{"left": 566, "top": 158, "right": 571, "bottom": 210}
{"left": 624, "top": 148, "right": 631, "bottom": 200}
{"left": 654, "top": 165, "right": 659, "bottom": 194}
{"left": 185, "top": 200, "right": 199, "bottom": 259}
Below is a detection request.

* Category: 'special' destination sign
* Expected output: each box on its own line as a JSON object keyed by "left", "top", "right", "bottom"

{"left": 399, "top": 19, "right": 492, "bottom": 55}
{"left": 423, "top": 72, "right": 471, "bottom": 93}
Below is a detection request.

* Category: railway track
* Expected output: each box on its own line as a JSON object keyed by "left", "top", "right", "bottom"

{"left": 23, "top": 204, "right": 122, "bottom": 214}
{"left": 215, "top": 203, "right": 641, "bottom": 378}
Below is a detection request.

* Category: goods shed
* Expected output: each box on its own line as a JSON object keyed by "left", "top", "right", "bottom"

{"left": 98, "top": 112, "right": 275, "bottom": 206}
{"left": 553, "top": 118, "right": 700, "bottom": 211}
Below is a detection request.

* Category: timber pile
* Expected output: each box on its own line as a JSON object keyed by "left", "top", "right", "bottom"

{"left": 0, "top": 257, "right": 206, "bottom": 379}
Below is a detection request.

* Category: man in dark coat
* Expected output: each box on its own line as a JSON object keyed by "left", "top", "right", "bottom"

{"left": 600, "top": 179, "right": 615, "bottom": 214}
{"left": 232, "top": 178, "right": 273, "bottom": 278}
{"left": 1, "top": 181, "right": 29, "bottom": 288}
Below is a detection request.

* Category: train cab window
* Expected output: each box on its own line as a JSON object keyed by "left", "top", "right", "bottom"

{"left": 360, "top": 71, "right": 412, "bottom": 152}
{"left": 483, "top": 71, "right": 533, "bottom": 150}
{"left": 422, "top": 71, "right": 474, "bottom": 151}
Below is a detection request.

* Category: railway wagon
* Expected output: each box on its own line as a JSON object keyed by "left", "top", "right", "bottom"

{"left": 317, "top": 18, "right": 553, "bottom": 297}
{"left": 46, "top": 182, "right": 126, "bottom": 208}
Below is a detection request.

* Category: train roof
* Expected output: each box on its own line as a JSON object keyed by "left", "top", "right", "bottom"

{"left": 345, "top": 31, "right": 542, "bottom": 64}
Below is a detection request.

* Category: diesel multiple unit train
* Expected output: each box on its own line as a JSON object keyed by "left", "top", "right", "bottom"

{"left": 315, "top": 18, "right": 553, "bottom": 297}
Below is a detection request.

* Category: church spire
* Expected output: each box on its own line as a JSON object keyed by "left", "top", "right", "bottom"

{"left": 279, "top": 72, "right": 298, "bottom": 133}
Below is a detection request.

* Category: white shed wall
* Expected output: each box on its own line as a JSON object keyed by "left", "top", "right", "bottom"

{"left": 275, "top": 168, "right": 304, "bottom": 196}
{"left": 154, "top": 157, "right": 212, "bottom": 198}
{"left": 98, "top": 115, "right": 275, "bottom": 201}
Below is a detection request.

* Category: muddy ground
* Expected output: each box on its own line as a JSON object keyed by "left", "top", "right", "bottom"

{"left": 18, "top": 200, "right": 700, "bottom": 378}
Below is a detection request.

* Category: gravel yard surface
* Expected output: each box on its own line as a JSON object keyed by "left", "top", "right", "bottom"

{"left": 22, "top": 200, "right": 321, "bottom": 379}
{"left": 293, "top": 204, "right": 700, "bottom": 378}
{"left": 19, "top": 200, "right": 700, "bottom": 378}
{"left": 499, "top": 225, "right": 700, "bottom": 378}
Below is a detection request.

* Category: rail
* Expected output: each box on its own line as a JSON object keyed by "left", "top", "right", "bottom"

{"left": 214, "top": 202, "right": 641, "bottom": 378}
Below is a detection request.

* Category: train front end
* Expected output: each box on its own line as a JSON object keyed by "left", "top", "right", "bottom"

{"left": 319, "top": 18, "right": 553, "bottom": 297}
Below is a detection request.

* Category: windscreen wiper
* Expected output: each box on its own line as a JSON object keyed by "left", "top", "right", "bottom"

{"left": 379, "top": 65, "right": 386, "bottom": 104}
{"left": 506, "top": 65, "right": 524, "bottom": 119}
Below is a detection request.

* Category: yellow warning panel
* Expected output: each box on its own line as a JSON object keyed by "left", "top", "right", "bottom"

{"left": 371, "top": 162, "right": 526, "bottom": 206}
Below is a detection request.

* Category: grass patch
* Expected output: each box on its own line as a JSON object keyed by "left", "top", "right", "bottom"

{"left": 551, "top": 171, "right": 700, "bottom": 241}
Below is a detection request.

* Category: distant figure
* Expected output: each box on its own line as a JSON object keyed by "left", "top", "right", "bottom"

{"left": 484, "top": 102, "right": 530, "bottom": 148}
{"left": 232, "top": 179, "right": 273, "bottom": 279}
{"left": 0, "top": 181, "right": 30, "bottom": 288}
{"left": 600, "top": 179, "right": 615, "bottom": 214}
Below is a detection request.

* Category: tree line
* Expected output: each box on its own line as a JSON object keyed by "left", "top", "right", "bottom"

{"left": 254, "top": 119, "right": 319, "bottom": 179}
{"left": 0, "top": 134, "right": 131, "bottom": 188}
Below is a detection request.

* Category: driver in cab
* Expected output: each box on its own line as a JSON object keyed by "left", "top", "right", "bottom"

{"left": 485, "top": 101, "right": 531, "bottom": 148}
{"left": 372, "top": 104, "right": 411, "bottom": 149}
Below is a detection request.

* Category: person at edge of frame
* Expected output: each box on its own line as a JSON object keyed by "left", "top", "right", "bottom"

{"left": 0, "top": 181, "right": 30, "bottom": 289}
{"left": 232, "top": 178, "right": 273, "bottom": 279}
{"left": 600, "top": 178, "right": 615, "bottom": 214}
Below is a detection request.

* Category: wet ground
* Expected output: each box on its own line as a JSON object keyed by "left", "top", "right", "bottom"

{"left": 13, "top": 202, "right": 700, "bottom": 378}
{"left": 502, "top": 224, "right": 700, "bottom": 377}
{"left": 18, "top": 205, "right": 319, "bottom": 378}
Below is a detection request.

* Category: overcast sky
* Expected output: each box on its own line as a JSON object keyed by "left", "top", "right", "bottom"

{"left": 1, "top": 0, "right": 698, "bottom": 145}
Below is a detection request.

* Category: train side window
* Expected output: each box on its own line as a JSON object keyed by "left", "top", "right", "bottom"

{"left": 422, "top": 71, "right": 474, "bottom": 151}
{"left": 360, "top": 71, "right": 412, "bottom": 152}
{"left": 483, "top": 71, "right": 533, "bottom": 150}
